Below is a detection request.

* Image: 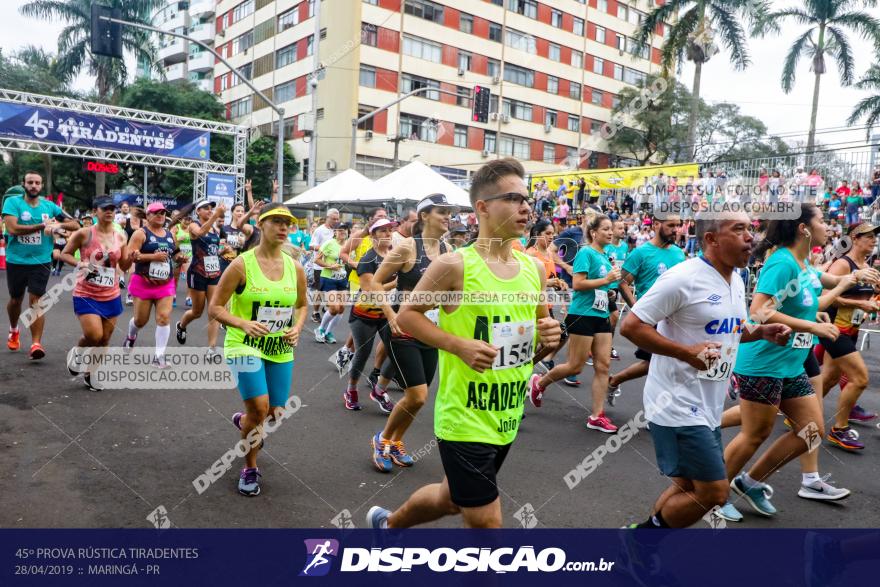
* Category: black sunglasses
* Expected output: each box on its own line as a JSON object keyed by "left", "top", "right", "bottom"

{"left": 482, "top": 192, "right": 529, "bottom": 205}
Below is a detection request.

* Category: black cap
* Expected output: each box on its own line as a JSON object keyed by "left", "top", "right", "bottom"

{"left": 93, "top": 196, "right": 115, "bottom": 209}
{"left": 450, "top": 224, "right": 469, "bottom": 234}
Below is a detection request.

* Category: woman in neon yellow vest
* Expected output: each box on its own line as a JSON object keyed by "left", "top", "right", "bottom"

{"left": 209, "top": 203, "right": 308, "bottom": 497}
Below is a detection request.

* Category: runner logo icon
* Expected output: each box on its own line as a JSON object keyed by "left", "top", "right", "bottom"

{"left": 300, "top": 539, "right": 339, "bottom": 577}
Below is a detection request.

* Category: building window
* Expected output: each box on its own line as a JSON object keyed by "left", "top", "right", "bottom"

{"left": 502, "top": 98, "right": 532, "bottom": 121}
{"left": 456, "top": 86, "right": 471, "bottom": 107}
{"left": 404, "top": 0, "right": 444, "bottom": 24}
{"left": 509, "top": 0, "right": 538, "bottom": 19}
{"left": 489, "top": 95, "right": 499, "bottom": 113}
{"left": 499, "top": 134, "right": 530, "bottom": 159}
{"left": 545, "top": 109, "right": 557, "bottom": 127}
{"left": 489, "top": 22, "right": 502, "bottom": 42}
{"left": 617, "top": 33, "right": 626, "bottom": 51}
{"left": 276, "top": 44, "right": 296, "bottom": 68}
{"left": 617, "top": 3, "right": 627, "bottom": 20}
{"left": 592, "top": 89, "right": 603, "bottom": 106}
{"left": 361, "top": 23, "right": 377, "bottom": 46}
{"left": 591, "top": 120, "right": 602, "bottom": 134}
{"left": 573, "top": 17, "right": 584, "bottom": 36}
{"left": 506, "top": 29, "right": 537, "bottom": 54}
{"left": 236, "top": 63, "right": 252, "bottom": 82}
{"left": 547, "top": 75, "right": 558, "bottom": 94}
{"left": 504, "top": 63, "right": 534, "bottom": 86}
{"left": 543, "top": 144, "right": 556, "bottom": 164}
{"left": 624, "top": 67, "right": 647, "bottom": 86}
{"left": 232, "top": 0, "right": 255, "bottom": 23}
{"left": 306, "top": 35, "right": 314, "bottom": 56}
{"left": 228, "top": 96, "right": 252, "bottom": 119}
{"left": 483, "top": 130, "right": 496, "bottom": 153}
{"left": 360, "top": 65, "right": 376, "bottom": 88}
{"left": 571, "top": 51, "right": 583, "bottom": 68}
{"left": 458, "top": 51, "right": 472, "bottom": 71}
{"left": 628, "top": 38, "right": 650, "bottom": 59}
{"left": 628, "top": 8, "right": 643, "bottom": 26}
{"left": 487, "top": 58, "right": 500, "bottom": 78}
{"left": 593, "top": 57, "right": 604, "bottom": 75}
{"left": 402, "top": 73, "right": 440, "bottom": 100}
{"left": 233, "top": 31, "right": 253, "bottom": 54}
{"left": 612, "top": 95, "right": 621, "bottom": 108}
{"left": 460, "top": 13, "right": 474, "bottom": 34}
{"left": 568, "top": 116, "right": 579, "bottom": 132}
{"left": 569, "top": 81, "right": 581, "bottom": 100}
{"left": 454, "top": 125, "right": 468, "bottom": 148}
{"left": 551, "top": 9, "right": 562, "bottom": 28}
{"left": 363, "top": 0, "right": 379, "bottom": 4}
{"left": 598, "top": 0, "right": 608, "bottom": 12}
{"left": 275, "top": 80, "right": 296, "bottom": 103}
{"left": 567, "top": 147, "right": 577, "bottom": 163}
{"left": 548, "top": 43, "right": 561, "bottom": 62}
{"left": 357, "top": 106, "right": 374, "bottom": 131}
{"left": 278, "top": 7, "right": 299, "bottom": 31}
{"left": 613, "top": 63, "right": 623, "bottom": 80}
{"left": 399, "top": 113, "right": 438, "bottom": 142}
{"left": 403, "top": 35, "right": 442, "bottom": 62}
{"left": 595, "top": 25, "right": 606, "bottom": 44}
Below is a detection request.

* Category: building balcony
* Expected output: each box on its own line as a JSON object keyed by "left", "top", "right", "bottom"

{"left": 164, "top": 62, "right": 187, "bottom": 81}
{"left": 188, "top": 0, "right": 215, "bottom": 18}
{"left": 158, "top": 39, "right": 187, "bottom": 63}
{"left": 189, "top": 22, "right": 215, "bottom": 44}
{"left": 157, "top": 12, "right": 189, "bottom": 33}
{"left": 188, "top": 50, "right": 214, "bottom": 72}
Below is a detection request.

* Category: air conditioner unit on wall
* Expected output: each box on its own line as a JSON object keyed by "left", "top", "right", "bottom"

{"left": 501, "top": 113, "right": 510, "bottom": 123}
{"left": 481, "top": 149, "right": 490, "bottom": 157}
{"left": 365, "top": 130, "right": 373, "bottom": 140}
{"left": 492, "top": 75, "right": 500, "bottom": 84}
{"left": 457, "top": 68, "right": 465, "bottom": 76}
{"left": 490, "top": 112, "right": 500, "bottom": 121}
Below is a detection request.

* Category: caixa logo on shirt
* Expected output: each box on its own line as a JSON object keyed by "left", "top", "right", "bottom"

{"left": 704, "top": 317, "right": 744, "bottom": 335}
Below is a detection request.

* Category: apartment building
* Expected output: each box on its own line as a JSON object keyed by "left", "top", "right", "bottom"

{"left": 213, "top": 0, "right": 670, "bottom": 191}
{"left": 148, "top": 0, "right": 218, "bottom": 92}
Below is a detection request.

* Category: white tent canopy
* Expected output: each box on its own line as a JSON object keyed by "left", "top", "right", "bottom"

{"left": 373, "top": 161, "right": 471, "bottom": 209}
{"left": 284, "top": 168, "right": 383, "bottom": 206}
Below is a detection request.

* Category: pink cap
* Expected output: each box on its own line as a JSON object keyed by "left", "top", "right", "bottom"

{"left": 147, "top": 202, "right": 167, "bottom": 213}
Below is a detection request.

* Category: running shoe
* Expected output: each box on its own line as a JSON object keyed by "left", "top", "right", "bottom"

{"left": 586, "top": 412, "right": 618, "bottom": 433}
{"left": 205, "top": 347, "right": 219, "bottom": 362}
{"left": 827, "top": 426, "right": 864, "bottom": 451}
{"left": 586, "top": 356, "right": 594, "bottom": 366}
{"left": 369, "top": 387, "right": 395, "bottom": 413}
{"left": 798, "top": 474, "right": 851, "bottom": 501}
{"left": 848, "top": 405, "right": 878, "bottom": 423}
{"left": 563, "top": 375, "right": 581, "bottom": 387}
{"left": 175, "top": 321, "right": 187, "bottom": 344}
{"left": 366, "top": 505, "right": 390, "bottom": 529}
{"left": 534, "top": 359, "right": 554, "bottom": 375}
{"left": 66, "top": 347, "right": 82, "bottom": 376}
{"left": 371, "top": 433, "right": 393, "bottom": 473}
{"left": 311, "top": 311, "right": 321, "bottom": 324}
{"left": 238, "top": 467, "right": 261, "bottom": 496}
{"left": 529, "top": 374, "right": 545, "bottom": 408}
{"left": 611, "top": 347, "right": 620, "bottom": 360}
{"left": 314, "top": 327, "right": 326, "bottom": 344}
{"left": 325, "top": 331, "right": 337, "bottom": 345}
{"left": 389, "top": 441, "right": 414, "bottom": 467}
{"left": 333, "top": 347, "right": 352, "bottom": 374}
{"left": 7, "top": 329, "right": 20, "bottom": 351}
{"left": 715, "top": 502, "right": 743, "bottom": 522}
{"left": 731, "top": 475, "right": 777, "bottom": 516}
{"left": 185, "top": 297, "right": 192, "bottom": 308}
{"left": 607, "top": 383, "right": 621, "bottom": 407}
{"left": 343, "top": 389, "right": 361, "bottom": 411}
{"left": 151, "top": 355, "right": 168, "bottom": 369}
{"left": 122, "top": 334, "right": 137, "bottom": 349}
{"left": 83, "top": 373, "right": 103, "bottom": 392}
{"left": 29, "top": 343, "right": 45, "bottom": 360}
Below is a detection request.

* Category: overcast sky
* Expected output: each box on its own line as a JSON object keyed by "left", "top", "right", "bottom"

{"left": 2, "top": 1, "right": 878, "bottom": 148}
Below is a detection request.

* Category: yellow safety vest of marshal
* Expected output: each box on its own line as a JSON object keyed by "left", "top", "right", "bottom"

{"left": 224, "top": 250, "right": 298, "bottom": 362}
{"left": 435, "top": 246, "right": 542, "bottom": 445}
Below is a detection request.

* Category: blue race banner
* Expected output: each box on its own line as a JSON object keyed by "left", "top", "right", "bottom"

{"left": 206, "top": 173, "right": 236, "bottom": 223}
{"left": 1, "top": 529, "right": 876, "bottom": 586}
{"left": 111, "top": 192, "right": 180, "bottom": 211}
{"left": 0, "top": 101, "right": 210, "bottom": 160}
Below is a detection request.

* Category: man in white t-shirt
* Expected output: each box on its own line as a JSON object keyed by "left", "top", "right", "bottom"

{"left": 621, "top": 212, "right": 791, "bottom": 529}
{"left": 309, "top": 208, "right": 340, "bottom": 322}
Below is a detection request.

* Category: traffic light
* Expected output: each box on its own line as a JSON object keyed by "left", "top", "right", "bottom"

{"left": 91, "top": 5, "right": 123, "bottom": 59}
{"left": 472, "top": 85, "right": 491, "bottom": 123}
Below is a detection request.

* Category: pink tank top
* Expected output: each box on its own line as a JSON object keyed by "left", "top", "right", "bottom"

{"left": 73, "top": 225, "right": 125, "bottom": 301}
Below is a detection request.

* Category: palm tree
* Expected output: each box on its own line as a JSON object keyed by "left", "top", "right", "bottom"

{"left": 848, "top": 64, "right": 880, "bottom": 136}
{"left": 19, "top": 0, "right": 163, "bottom": 195}
{"left": 757, "top": 0, "right": 880, "bottom": 155}
{"left": 637, "top": 1, "right": 759, "bottom": 160}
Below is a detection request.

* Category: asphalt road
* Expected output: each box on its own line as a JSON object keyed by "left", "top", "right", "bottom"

{"left": 1, "top": 270, "right": 879, "bottom": 529}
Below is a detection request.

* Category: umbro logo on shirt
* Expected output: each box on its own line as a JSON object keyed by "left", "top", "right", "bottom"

{"left": 706, "top": 294, "right": 723, "bottom": 305}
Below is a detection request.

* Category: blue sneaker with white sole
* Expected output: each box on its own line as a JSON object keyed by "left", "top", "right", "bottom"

{"left": 238, "top": 467, "right": 261, "bottom": 496}
{"left": 731, "top": 474, "right": 776, "bottom": 516}
{"left": 367, "top": 505, "right": 390, "bottom": 529}
{"left": 715, "top": 502, "right": 743, "bottom": 522}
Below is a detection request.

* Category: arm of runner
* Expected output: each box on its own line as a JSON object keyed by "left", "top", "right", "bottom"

{"left": 189, "top": 205, "right": 226, "bottom": 238}
{"left": 573, "top": 267, "right": 621, "bottom": 291}
{"left": 2, "top": 214, "right": 45, "bottom": 235}
{"left": 739, "top": 323, "right": 792, "bottom": 345}
{"left": 117, "top": 237, "right": 133, "bottom": 272}
{"left": 340, "top": 236, "right": 360, "bottom": 269}
{"left": 749, "top": 292, "right": 840, "bottom": 340}
{"left": 209, "top": 257, "right": 270, "bottom": 338}
{"left": 532, "top": 258, "right": 562, "bottom": 351}
{"left": 59, "top": 228, "right": 87, "bottom": 267}
{"left": 617, "top": 270, "right": 637, "bottom": 307}
{"left": 817, "top": 273, "right": 857, "bottom": 310}
{"left": 244, "top": 179, "right": 255, "bottom": 209}
{"left": 283, "top": 260, "right": 308, "bottom": 347}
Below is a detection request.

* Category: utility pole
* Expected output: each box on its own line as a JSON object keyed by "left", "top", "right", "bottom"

{"left": 95, "top": 12, "right": 287, "bottom": 202}
{"left": 306, "top": 0, "right": 322, "bottom": 188}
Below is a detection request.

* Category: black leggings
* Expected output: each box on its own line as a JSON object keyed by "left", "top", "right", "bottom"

{"left": 349, "top": 316, "right": 390, "bottom": 381}
{"left": 386, "top": 337, "right": 438, "bottom": 389}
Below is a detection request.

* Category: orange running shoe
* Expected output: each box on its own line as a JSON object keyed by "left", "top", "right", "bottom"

{"left": 7, "top": 329, "right": 20, "bottom": 351}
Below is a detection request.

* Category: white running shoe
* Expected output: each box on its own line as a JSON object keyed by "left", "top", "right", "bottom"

{"left": 798, "top": 475, "right": 851, "bottom": 501}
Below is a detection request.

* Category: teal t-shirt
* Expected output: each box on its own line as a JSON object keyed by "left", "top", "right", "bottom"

{"left": 1, "top": 196, "right": 64, "bottom": 265}
{"left": 621, "top": 242, "right": 686, "bottom": 299}
{"left": 604, "top": 241, "right": 629, "bottom": 264}
{"left": 288, "top": 230, "right": 306, "bottom": 248}
{"left": 734, "top": 248, "right": 822, "bottom": 379}
{"left": 569, "top": 246, "right": 615, "bottom": 318}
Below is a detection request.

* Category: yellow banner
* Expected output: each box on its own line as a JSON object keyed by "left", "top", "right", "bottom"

{"left": 531, "top": 163, "right": 700, "bottom": 193}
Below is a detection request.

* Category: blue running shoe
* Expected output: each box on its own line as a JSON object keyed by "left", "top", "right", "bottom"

{"left": 715, "top": 502, "right": 743, "bottom": 522}
{"left": 731, "top": 475, "right": 776, "bottom": 516}
{"left": 563, "top": 375, "right": 581, "bottom": 387}
{"left": 325, "top": 331, "right": 337, "bottom": 345}
{"left": 389, "top": 440, "right": 414, "bottom": 467}
{"left": 238, "top": 467, "right": 261, "bottom": 496}
{"left": 371, "top": 433, "right": 393, "bottom": 473}
{"left": 367, "top": 505, "right": 390, "bottom": 529}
